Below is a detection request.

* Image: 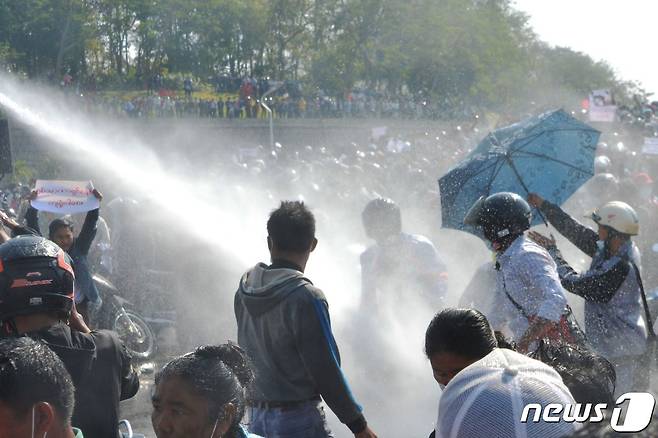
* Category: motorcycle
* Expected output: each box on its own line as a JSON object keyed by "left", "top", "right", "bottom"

{"left": 92, "top": 273, "right": 156, "bottom": 360}
{"left": 118, "top": 420, "right": 145, "bottom": 438}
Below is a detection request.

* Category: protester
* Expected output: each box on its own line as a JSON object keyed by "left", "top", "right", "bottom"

{"left": 436, "top": 348, "right": 578, "bottom": 438}
{"left": 464, "top": 192, "right": 575, "bottom": 352}
{"left": 0, "top": 207, "right": 38, "bottom": 241}
{"left": 0, "top": 337, "right": 82, "bottom": 438}
{"left": 619, "top": 173, "right": 658, "bottom": 290}
{"left": 425, "top": 308, "right": 498, "bottom": 438}
{"left": 234, "top": 201, "right": 377, "bottom": 438}
{"left": 360, "top": 197, "right": 448, "bottom": 312}
{"left": 527, "top": 194, "right": 648, "bottom": 395}
{"left": 152, "top": 343, "right": 261, "bottom": 438}
{"left": 26, "top": 188, "right": 103, "bottom": 324}
{"left": 0, "top": 235, "right": 139, "bottom": 438}
{"left": 424, "top": 308, "right": 497, "bottom": 389}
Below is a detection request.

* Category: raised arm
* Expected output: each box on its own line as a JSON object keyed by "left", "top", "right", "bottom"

{"left": 25, "top": 190, "right": 42, "bottom": 236}
{"left": 550, "top": 247, "right": 629, "bottom": 303}
{"left": 76, "top": 189, "right": 103, "bottom": 254}
{"left": 528, "top": 194, "right": 598, "bottom": 257}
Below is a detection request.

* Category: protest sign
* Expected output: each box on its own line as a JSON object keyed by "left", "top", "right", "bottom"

{"left": 588, "top": 90, "right": 617, "bottom": 122}
{"left": 31, "top": 180, "right": 99, "bottom": 214}
{"left": 642, "top": 137, "right": 658, "bottom": 156}
{"left": 371, "top": 126, "right": 388, "bottom": 140}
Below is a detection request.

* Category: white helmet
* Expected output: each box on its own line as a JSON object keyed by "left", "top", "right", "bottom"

{"left": 592, "top": 201, "right": 639, "bottom": 235}
{"left": 594, "top": 155, "right": 611, "bottom": 174}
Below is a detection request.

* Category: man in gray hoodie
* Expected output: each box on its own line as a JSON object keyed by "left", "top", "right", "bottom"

{"left": 235, "top": 201, "right": 377, "bottom": 438}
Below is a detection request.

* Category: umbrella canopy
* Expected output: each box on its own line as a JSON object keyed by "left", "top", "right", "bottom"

{"left": 439, "top": 109, "right": 600, "bottom": 237}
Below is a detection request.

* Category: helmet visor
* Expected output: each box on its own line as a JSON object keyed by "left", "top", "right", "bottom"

{"left": 464, "top": 196, "right": 486, "bottom": 226}
{"left": 591, "top": 210, "right": 602, "bottom": 223}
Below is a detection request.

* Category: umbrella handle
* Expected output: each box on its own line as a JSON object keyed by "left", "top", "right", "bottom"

{"left": 533, "top": 205, "right": 550, "bottom": 228}
{"left": 504, "top": 155, "right": 550, "bottom": 227}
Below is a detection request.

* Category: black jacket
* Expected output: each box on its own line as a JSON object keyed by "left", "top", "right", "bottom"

{"left": 25, "top": 323, "right": 139, "bottom": 438}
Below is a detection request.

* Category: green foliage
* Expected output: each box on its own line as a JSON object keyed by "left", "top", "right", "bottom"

{"left": 11, "top": 160, "right": 35, "bottom": 184}
{"left": 0, "top": 0, "right": 638, "bottom": 112}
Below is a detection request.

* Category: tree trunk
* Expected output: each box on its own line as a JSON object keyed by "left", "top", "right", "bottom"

{"left": 55, "top": 7, "right": 72, "bottom": 76}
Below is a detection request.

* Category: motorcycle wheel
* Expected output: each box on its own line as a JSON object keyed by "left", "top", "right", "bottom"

{"left": 113, "top": 311, "right": 156, "bottom": 360}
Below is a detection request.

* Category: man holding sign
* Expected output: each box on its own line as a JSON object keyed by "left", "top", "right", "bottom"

{"left": 25, "top": 180, "right": 103, "bottom": 324}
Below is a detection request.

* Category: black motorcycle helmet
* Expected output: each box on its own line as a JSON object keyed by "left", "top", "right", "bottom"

{"left": 464, "top": 192, "right": 532, "bottom": 245}
{"left": 362, "top": 197, "right": 402, "bottom": 242}
{"left": 0, "top": 235, "right": 75, "bottom": 329}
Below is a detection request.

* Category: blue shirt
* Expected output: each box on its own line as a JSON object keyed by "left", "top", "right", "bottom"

{"left": 360, "top": 232, "right": 448, "bottom": 308}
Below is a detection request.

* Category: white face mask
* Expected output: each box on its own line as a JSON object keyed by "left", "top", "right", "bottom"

{"left": 596, "top": 240, "right": 605, "bottom": 252}
{"left": 209, "top": 417, "right": 219, "bottom": 438}
{"left": 31, "top": 405, "right": 47, "bottom": 438}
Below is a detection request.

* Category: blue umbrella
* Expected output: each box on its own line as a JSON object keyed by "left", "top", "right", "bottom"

{"left": 439, "top": 109, "right": 599, "bottom": 237}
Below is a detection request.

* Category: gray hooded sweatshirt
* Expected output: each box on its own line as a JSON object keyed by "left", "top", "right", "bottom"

{"left": 234, "top": 262, "right": 366, "bottom": 432}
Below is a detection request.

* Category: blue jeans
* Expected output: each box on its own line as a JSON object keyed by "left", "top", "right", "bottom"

{"left": 248, "top": 401, "right": 333, "bottom": 438}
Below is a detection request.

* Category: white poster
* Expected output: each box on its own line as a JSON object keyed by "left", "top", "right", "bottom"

{"left": 371, "top": 126, "right": 388, "bottom": 140}
{"left": 31, "top": 180, "right": 99, "bottom": 214}
{"left": 642, "top": 137, "right": 658, "bottom": 155}
{"left": 589, "top": 89, "right": 617, "bottom": 122}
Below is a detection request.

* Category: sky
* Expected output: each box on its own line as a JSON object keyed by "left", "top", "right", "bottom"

{"left": 513, "top": 0, "right": 658, "bottom": 97}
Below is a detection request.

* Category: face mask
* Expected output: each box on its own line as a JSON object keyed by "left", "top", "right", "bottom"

{"left": 209, "top": 417, "right": 219, "bottom": 438}
{"left": 31, "top": 405, "right": 48, "bottom": 438}
{"left": 596, "top": 240, "right": 605, "bottom": 252}
{"left": 439, "top": 383, "right": 446, "bottom": 391}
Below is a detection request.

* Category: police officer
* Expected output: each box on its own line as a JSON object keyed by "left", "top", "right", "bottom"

{"left": 0, "top": 235, "right": 139, "bottom": 438}
{"left": 527, "top": 194, "right": 648, "bottom": 395}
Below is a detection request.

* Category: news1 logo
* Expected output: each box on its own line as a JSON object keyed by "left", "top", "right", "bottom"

{"left": 521, "top": 392, "right": 656, "bottom": 433}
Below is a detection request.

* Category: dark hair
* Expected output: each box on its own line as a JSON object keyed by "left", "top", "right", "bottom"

{"left": 48, "top": 218, "right": 74, "bottom": 240}
{"left": 361, "top": 197, "right": 402, "bottom": 237}
{"left": 531, "top": 339, "right": 616, "bottom": 406}
{"left": 155, "top": 342, "right": 254, "bottom": 436}
{"left": 267, "top": 201, "right": 315, "bottom": 252}
{"left": 493, "top": 331, "right": 516, "bottom": 351}
{"left": 0, "top": 337, "right": 75, "bottom": 423}
{"left": 425, "top": 308, "right": 497, "bottom": 359}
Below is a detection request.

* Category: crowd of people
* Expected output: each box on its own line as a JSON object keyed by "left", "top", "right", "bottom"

{"left": 2, "top": 98, "right": 658, "bottom": 437}
{"left": 66, "top": 89, "right": 469, "bottom": 121}
{"left": 59, "top": 72, "right": 476, "bottom": 121}
{"left": 2, "top": 191, "right": 658, "bottom": 437}
{"left": 46, "top": 71, "right": 635, "bottom": 123}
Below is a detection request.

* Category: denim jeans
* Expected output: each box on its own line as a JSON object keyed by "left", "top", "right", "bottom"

{"left": 248, "top": 401, "right": 333, "bottom": 438}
